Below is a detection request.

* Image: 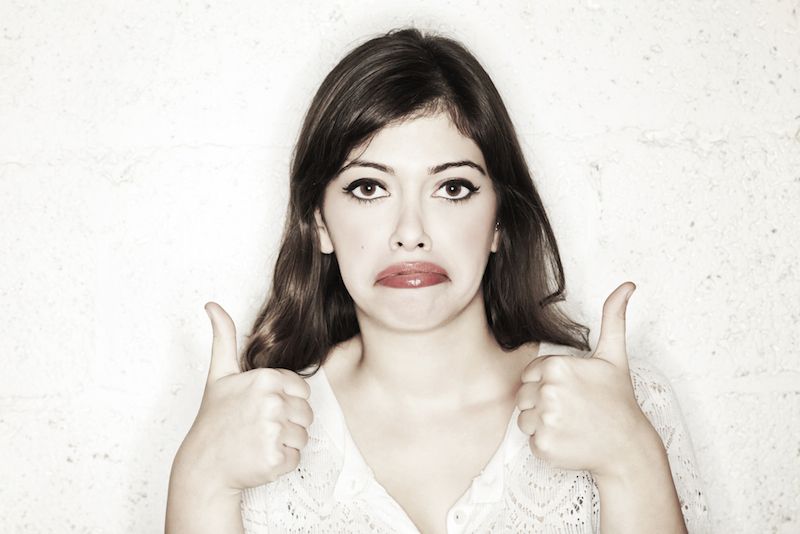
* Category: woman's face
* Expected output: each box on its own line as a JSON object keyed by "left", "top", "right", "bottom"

{"left": 316, "top": 111, "right": 500, "bottom": 331}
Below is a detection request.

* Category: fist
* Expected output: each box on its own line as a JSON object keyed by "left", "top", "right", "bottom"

{"left": 176, "top": 302, "right": 314, "bottom": 493}
{"left": 515, "top": 282, "right": 654, "bottom": 477}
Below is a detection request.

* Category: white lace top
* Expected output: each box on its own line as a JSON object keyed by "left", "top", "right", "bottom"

{"left": 240, "top": 341, "right": 710, "bottom": 533}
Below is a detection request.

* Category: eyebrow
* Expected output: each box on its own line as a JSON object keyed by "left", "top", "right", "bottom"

{"left": 336, "top": 159, "right": 487, "bottom": 176}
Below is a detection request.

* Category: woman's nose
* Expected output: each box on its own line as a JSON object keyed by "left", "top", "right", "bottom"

{"left": 389, "top": 204, "right": 431, "bottom": 251}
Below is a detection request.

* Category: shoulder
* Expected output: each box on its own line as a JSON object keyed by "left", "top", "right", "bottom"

{"left": 311, "top": 334, "right": 363, "bottom": 381}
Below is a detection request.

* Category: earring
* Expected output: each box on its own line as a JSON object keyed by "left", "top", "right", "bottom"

{"left": 495, "top": 222, "right": 500, "bottom": 230}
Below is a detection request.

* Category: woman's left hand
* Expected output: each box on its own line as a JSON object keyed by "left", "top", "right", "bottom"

{"left": 515, "top": 281, "right": 661, "bottom": 479}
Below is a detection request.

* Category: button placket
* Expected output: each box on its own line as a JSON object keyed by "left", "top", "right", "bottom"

{"left": 447, "top": 505, "right": 471, "bottom": 533}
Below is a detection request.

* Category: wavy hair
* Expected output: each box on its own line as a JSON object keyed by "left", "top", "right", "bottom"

{"left": 242, "top": 27, "right": 590, "bottom": 375}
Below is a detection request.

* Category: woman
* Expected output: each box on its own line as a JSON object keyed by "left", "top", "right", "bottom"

{"left": 166, "top": 28, "right": 708, "bottom": 533}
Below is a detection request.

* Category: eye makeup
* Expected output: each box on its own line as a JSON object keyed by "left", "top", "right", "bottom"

{"left": 435, "top": 179, "right": 480, "bottom": 203}
{"left": 341, "top": 178, "right": 480, "bottom": 204}
{"left": 342, "top": 178, "right": 389, "bottom": 204}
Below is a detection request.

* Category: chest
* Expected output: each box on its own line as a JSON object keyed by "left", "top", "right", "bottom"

{"left": 343, "top": 403, "right": 514, "bottom": 534}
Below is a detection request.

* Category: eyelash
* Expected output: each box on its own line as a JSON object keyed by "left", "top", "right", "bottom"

{"left": 440, "top": 179, "right": 481, "bottom": 203}
{"left": 341, "top": 179, "right": 383, "bottom": 204}
{"left": 342, "top": 178, "right": 480, "bottom": 204}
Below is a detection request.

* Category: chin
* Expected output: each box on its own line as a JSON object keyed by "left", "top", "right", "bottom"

{"left": 357, "top": 297, "right": 462, "bottom": 332}
{"left": 381, "top": 316, "right": 451, "bottom": 333}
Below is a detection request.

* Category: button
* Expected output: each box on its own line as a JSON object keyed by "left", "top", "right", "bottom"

{"left": 453, "top": 508, "right": 467, "bottom": 524}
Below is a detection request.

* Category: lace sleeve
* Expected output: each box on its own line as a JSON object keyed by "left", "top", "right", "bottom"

{"left": 240, "top": 484, "right": 269, "bottom": 534}
{"left": 629, "top": 360, "right": 711, "bottom": 534}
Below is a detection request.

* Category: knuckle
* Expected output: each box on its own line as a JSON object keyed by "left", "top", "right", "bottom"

{"left": 279, "top": 369, "right": 310, "bottom": 391}
{"left": 306, "top": 404, "right": 315, "bottom": 426}
{"left": 293, "top": 401, "right": 314, "bottom": 427}
{"left": 543, "top": 356, "right": 566, "bottom": 375}
{"left": 266, "top": 447, "right": 285, "bottom": 467}
{"left": 531, "top": 432, "right": 552, "bottom": 458}
{"left": 275, "top": 368, "right": 306, "bottom": 389}
{"left": 516, "top": 410, "right": 534, "bottom": 435}
{"left": 262, "top": 393, "right": 286, "bottom": 417}
{"left": 516, "top": 386, "right": 535, "bottom": 410}
{"left": 298, "top": 427, "right": 309, "bottom": 448}
{"left": 252, "top": 368, "right": 281, "bottom": 389}
{"left": 284, "top": 447, "right": 300, "bottom": 469}
{"left": 514, "top": 387, "right": 525, "bottom": 407}
{"left": 541, "top": 410, "right": 559, "bottom": 428}
{"left": 540, "top": 383, "right": 558, "bottom": 402}
{"left": 521, "top": 365, "right": 539, "bottom": 383}
{"left": 267, "top": 391, "right": 286, "bottom": 406}
{"left": 262, "top": 419, "right": 283, "bottom": 437}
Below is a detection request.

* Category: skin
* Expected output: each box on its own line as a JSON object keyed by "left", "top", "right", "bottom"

{"left": 166, "top": 110, "right": 687, "bottom": 534}
{"left": 317, "top": 111, "right": 500, "bottom": 333}
{"left": 313, "top": 111, "right": 687, "bottom": 533}
{"left": 517, "top": 283, "right": 687, "bottom": 532}
{"left": 165, "top": 304, "right": 313, "bottom": 534}
{"left": 314, "top": 111, "right": 512, "bottom": 410}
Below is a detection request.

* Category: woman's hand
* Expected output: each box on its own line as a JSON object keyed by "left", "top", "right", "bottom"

{"left": 173, "top": 302, "right": 313, "bottom": 494}
{"left": 515, "top": 282, "right": 661, "bottom": 479}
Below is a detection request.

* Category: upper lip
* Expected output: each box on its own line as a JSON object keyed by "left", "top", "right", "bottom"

{"left": 375, "top": 262, "right": 449, "bottom": 282}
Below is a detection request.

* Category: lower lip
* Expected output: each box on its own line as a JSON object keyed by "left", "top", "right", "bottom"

{"left": 377, "top": 273, "right": 449, "bottom": 289}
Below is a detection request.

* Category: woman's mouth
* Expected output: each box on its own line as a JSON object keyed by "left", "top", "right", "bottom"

{"left": 375, "top": 262, "right": 450, "bottom": 289}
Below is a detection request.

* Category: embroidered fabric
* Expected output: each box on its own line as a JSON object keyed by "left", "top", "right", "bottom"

{"left": 240, "top": 342, "right": 710, "bottom": 533}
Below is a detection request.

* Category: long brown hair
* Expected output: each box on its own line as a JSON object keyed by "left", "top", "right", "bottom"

{"left": 242, "top": 27, "right": 590, "bottom": 375}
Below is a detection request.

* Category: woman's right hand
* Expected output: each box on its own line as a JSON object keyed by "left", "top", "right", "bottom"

{"left": 173, "top": 302, "right": 313, "bottom": 494}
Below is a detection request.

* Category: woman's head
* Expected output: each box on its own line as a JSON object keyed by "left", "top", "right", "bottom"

{"left": 316, "top": 111, "right": 500, "bottom": 333}
{"left": 243, "top": 27, "right": 589, "bottom": 373}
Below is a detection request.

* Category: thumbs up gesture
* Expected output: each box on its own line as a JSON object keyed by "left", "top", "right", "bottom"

{"left": 174, "top": 302, "right": 314, "bottom": 494}
{"left": 515, "top": 282, "right": 658, "bottom": 478}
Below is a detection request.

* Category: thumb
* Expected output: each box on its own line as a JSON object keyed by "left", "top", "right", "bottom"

{"left": 204, "top": 302, "right": 241, "bottom": 384}
{"left": 593, "top": 282, "right": 635, "bottom": 369}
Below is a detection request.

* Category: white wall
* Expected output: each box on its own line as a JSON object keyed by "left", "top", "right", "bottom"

{"left": 1, "top": 1, "right": 798, "bottom": 532}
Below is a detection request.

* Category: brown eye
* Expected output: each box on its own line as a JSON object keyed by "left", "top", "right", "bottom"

{"left": 359, "top": 183, "right": 378, "bottom": 197}
{"left": 434, "top": 179, "right": 480, "bottom": 202}
{"left": 343, "top": 179, "right": 389, "bottom": 202}
{"left": 445, "top": 184, "right": 461, "bottom": 196}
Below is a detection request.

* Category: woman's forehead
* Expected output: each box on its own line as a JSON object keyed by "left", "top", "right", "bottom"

{"left": 343, "top": 112, "right": 485, "bottom": 171}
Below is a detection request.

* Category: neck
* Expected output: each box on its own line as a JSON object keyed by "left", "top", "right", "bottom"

{"left": 350, "top": 291, "right": 531, "bottom": 412}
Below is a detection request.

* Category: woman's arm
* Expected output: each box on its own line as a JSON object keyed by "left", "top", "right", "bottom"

{"left": 610, "top": 360, "right": 711, "bottom": 533}
{"left": 593, "top": 423, "right": 687, "bottom": 533}
{"left": 165, "top": 449, "right": 245, "bottom": 534}
{"left": 165, "top": 303, "right": 313, "bottom": 534}
{"left": 516, "top": 284, "right": 709, "bottom": 532}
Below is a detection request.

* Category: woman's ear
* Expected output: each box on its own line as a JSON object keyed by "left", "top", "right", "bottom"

{"left": 490, "top": 222, "right": 501, "bottom": 253}
{"left": 314, "top": 208, "right": 334, "bottom": 254}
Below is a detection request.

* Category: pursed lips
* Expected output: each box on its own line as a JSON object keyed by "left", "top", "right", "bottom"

{"left": 374, "top": 261, "right": 449, "bottom": 283}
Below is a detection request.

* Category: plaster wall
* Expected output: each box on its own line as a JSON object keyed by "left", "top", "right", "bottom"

{"left": 1, "top": 1, "right": 798, "bottom": 532}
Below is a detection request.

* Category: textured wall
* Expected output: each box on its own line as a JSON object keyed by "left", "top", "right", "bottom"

{"left": 1, "top": 1, "right": 798, "bottom": 532}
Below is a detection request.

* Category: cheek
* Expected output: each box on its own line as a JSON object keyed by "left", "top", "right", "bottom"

{"left": 431, "top": 206, "right": 495, "bottom": 250}
{"left": 324, "top": 206, "right": 385, "bottom": 282}
{"left": 329, "top": 212, "right": 384, "bottom": 250}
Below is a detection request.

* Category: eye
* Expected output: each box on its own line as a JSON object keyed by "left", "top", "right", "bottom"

{"left": 433, "top": 179, "right": 480, "bottom": 202}
{"left": 342, "top": 179, "right": 389, "bottom": 202}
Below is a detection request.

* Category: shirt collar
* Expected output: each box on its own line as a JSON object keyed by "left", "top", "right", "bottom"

{"left": 305, "top": 366, "right": 374, "bottom": 500}
{"left": 305, "top": 341, "right": 570, "bottom": 504}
